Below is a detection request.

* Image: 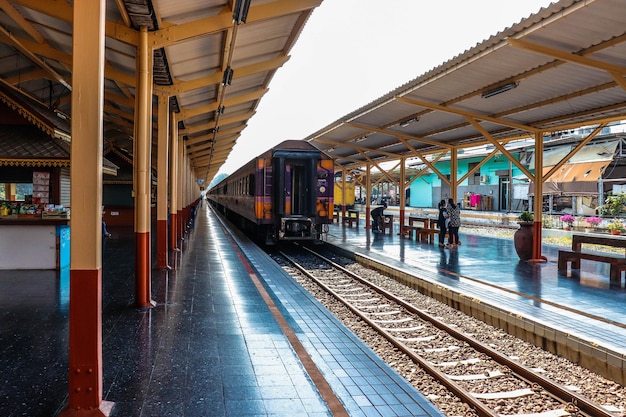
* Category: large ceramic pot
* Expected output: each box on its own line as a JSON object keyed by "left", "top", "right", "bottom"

{"left": 514, "top": 222, "right": 534, "bottom": 260}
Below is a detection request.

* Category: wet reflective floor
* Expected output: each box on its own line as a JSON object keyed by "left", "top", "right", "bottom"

{"left": 0, "top": 207, "right": 445, "bottom": 417}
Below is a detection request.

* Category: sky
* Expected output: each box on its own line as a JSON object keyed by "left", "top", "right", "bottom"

{"left": 216, "top": 0, "right": 555, "bottom": 178}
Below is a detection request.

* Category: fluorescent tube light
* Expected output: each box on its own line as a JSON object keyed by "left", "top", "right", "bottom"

{"left": 481, "top": 82, "right": 518, "bottom": 98}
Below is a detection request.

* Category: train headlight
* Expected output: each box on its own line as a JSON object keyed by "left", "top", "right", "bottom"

{"left": 319, "top": 186, "right": 326, "bottom": 193}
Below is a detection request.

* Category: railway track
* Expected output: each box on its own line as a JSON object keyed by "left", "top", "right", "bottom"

{"left": 274, "top": 243, "right": 620, "bottom": 417}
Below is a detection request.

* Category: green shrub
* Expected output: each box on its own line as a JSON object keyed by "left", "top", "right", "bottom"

{"left": 599, "top": 192, "right": 626, "bottom": 216}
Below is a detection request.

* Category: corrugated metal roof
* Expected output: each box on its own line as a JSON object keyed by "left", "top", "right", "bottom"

{"left": 305, "top": 0, "right": 626, "bottom": 170}
{"left": 0, "top": 0, "right": 322, "bottom": 184}
{"left": 0, "top": 125, "right": 69, "bottom": 160}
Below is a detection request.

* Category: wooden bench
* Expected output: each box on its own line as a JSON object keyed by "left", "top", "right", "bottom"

{"left": 342, "top": 209, "right": 359, "bottom": 227}
{"left": 400, "top": 225, "right": 421, "bottom": 240}
{"left": 557, "top": 233, "right": 626, "bottom": 284}
{"left": 417, "top": 228, "right": 439, "bottom": 244}
{"left": 400, "top": 216, "right": 437, "bottom": 243}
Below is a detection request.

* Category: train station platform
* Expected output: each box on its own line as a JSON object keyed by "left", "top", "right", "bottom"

{"left": 326, "top": 215, "right": 626, "bottom": 382}
{"left": 1, "top": 204, "right": 444, "bottom": 417}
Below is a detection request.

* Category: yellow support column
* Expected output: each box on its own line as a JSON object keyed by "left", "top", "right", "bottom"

{"left": 169, "top": 112, "right": 179, "bottom": 250}
{"left": 399, "top": 158, "right": 406, "bottom": 227}
{"left": 62, "top": 0, "right": 112, "bottom": 415}
{"left": 450, "top": 148, "right": 458, "bottom": 203}
{"left": 531, "top": 131, "right": 547, "bottom": 262}
{"left": 177, "top": 135, "right": 184, "bottom": 241}
{"left": 365, "top": 165, "right": 371, "bottom": 229}
{"left": 133, "top": 27, "right": 155, "bottom": 307}
{"left": 156, "top": 94, "right": 170, "bottom": 269}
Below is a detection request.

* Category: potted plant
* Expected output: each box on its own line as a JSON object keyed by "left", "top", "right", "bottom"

{"left": 559, "top": 214, "right": 575, "bottom": 230}
{"left": 584, "top": 216, "right": 602, "bottom": 232}
{"left": 608, "top": 218, "right": 624, "bottom": 235}
{"left": 517, "top": 211, "right": 534, "bottom": 224}
{"left": 514, "top": 212, "right": 534, "bottom": 260}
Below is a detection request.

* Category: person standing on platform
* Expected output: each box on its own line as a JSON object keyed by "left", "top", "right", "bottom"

{"left": 102, "top": 206, "right": 111, "bottom": 238}
{"left": 437, "top": 199, "right": 447, "bottom": 248}
{"left": 445, "top": 198, "right": 461, "bottom": 248}
{"left": 371, "top": 202, "right": 387, "bottom": 232}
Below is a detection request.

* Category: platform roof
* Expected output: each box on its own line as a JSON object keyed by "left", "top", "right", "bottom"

{"left": 1, "top": 1, "right": 625, "bottom": 188}
{"left": 305, "top": 0, "right": 626, "bottom": 173}
{"left": 0, "top": 0, "right": 321, "bottom": 184}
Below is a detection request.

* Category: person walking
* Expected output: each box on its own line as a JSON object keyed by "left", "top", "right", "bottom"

{"left": 437, "top": 199, "right": 447, "bottom": 248}
{"left": 445, "top": 198, "right": 461, "bottom": 248}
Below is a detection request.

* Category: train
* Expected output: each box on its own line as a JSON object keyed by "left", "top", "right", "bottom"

{"left": 207, "top": 140, "right": 334, "bottom": 244}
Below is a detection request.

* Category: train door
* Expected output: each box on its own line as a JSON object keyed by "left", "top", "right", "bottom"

{"left": 273, "top": 157, "right": 313, "bottom": 216}
{"left": 261, "top": 158, "right": 272, "bottom": 221}
{"left": 272, "top": 149, "right": 320, "bottom": 241}
{"left": 287, "top": 159, "right": 316, "bottom": 216}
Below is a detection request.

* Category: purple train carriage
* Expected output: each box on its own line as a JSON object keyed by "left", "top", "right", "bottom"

{"left": 207, "top": 140, "right": 334, "bottom": 244}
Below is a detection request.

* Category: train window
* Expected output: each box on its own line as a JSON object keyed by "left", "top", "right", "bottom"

{"left": 248, "top": 174, "right": 255, "bottom": 195}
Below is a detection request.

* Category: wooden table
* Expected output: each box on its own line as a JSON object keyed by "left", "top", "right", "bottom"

{"left": 558, "top": 233, "right": 626, "bottom": 284}
{"left": 380, "top": 214, "right": 393, "bottom": 234}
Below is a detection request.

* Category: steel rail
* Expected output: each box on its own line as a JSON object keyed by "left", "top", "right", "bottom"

{"left": 280, "top": 249, "right": 499, "bottom": 417}
{"left": 292, "top": 244, "right": 614, "bottom": 417}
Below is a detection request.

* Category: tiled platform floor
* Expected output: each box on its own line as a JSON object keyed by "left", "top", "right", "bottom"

{"left": 0, "top": 205, "right": 444, "bottom": 417}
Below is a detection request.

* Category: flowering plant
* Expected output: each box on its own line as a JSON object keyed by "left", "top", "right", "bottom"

{"left": 585, "top": 216, "right": 602, "bottom": 226}
{"left": 608, "top": 218, "right": 624, "bottom": 231}
{"left": 559, "top": 214, "right": 575, "bottom": 226}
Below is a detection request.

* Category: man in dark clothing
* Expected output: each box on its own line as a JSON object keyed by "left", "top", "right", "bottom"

{"left": 437, "top": 199, "right": 447, "bottom": 247}
{"left": 371, "top": 202, "right": 387, "bottom": 232}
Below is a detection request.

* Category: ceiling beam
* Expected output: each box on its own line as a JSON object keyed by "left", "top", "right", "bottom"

{"left": 148, "top": 0, "right": 321, "bottom": 49}
{"left": 508, "top": 37, "right": 626, "bottom": 76}
{"left": 177, "top": 88, "right": 267, "bottom": 120}
{"left": 181, "top": 111, "right": 254, "bottom": 135}
{"left": 159, "top": 54, "right": 287, "bottom": 96}
{"left": 397, "top": 96, "right": 540, "bottom": 133}
{"left": 348, "top": 122, "right": 453, "bottom": 150}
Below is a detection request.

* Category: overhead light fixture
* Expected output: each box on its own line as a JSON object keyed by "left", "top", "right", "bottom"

{"left": 399, "top": 117, "right": 419, "bottom": 128}
{"left": 233, "top": 0, "right": 251, "bottom": 24}
{"left": 217, "top": 106, "right": 225, "bottom": 114}
{"left": 481, "top": 82, "right": 518, "bottom": 98}
{"left": 209, "top": 127, "right": 219, "bottom": 134}
{"left": 222, "top": 67, "right": 234, "bottom": 86}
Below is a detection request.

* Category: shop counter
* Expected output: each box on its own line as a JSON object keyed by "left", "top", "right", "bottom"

{"left": 0, "top": 218, "right": 69, "bottom": 270}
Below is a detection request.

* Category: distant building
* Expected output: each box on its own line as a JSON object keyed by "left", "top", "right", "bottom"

{"left": 407, "top": 132, "right": 626, "bottom": 216}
